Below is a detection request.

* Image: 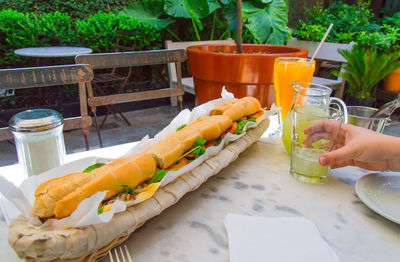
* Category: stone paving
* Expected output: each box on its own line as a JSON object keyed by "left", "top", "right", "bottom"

{"left": 1, "top": 100, "right": 399, "bottom": 167}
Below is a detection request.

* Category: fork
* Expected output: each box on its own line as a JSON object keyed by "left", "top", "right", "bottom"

{"left": 108, "top": 245, "right": 133, "bottom": 262}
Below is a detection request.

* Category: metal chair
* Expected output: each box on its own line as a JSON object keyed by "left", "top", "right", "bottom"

{"left": 165, "top": 38, "right": 235, "bottom": 106}
{"left": 75, "top": 49, "right": 186, "bottom": 147}
{"left": 0, "top": 64, "right": 94, "bottom": 150}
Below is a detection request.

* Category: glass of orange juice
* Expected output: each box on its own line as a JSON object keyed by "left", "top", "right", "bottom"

{"left": 273, "top": 57, "right": 315, "bottom": 123}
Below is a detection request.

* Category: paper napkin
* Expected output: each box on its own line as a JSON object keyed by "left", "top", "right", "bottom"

{"left": 224, "top": 213, "right": 340, "bottom": 262}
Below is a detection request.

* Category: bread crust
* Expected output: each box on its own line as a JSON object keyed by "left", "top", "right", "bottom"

{"left": 146, "top": 115, "right": 232, "bottom": 169}
{"left": 209, "top": 97, "right": 261, "bottom": 121}
{"left": 33, "top": 172, "right": 93, "bottom": 218}
{"left": 209, "top": 100, "right": 234, "bottom": 116}
{"left": 47, "top": 153, "right": 156, "bottom": 218}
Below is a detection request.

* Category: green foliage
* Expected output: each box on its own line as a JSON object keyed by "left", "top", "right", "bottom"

{"left": 336, "top": 45, "right": 400, "bottom": 99}
{"left": 120, "top": 0, "right": 175, "bottom": 31}
{"left": 0, "top": 10, "right": 162, "bottom": 67}
{"left": 0, "top": 0, "right": 138, "bottom": 20}
{"left": 293, "top": 1, "right": 375, "bottom": 43}
{"left": 33, "top": 12, "right": 77, "bottom": 46}
{"left": 0, "top": 9, "right": 36, "bottom": 66}
{"left": 293, "top": 1, "right": 400, "bottom": 53}
{"left": 357, "top": 12, "right": 400, "bottom": 53}
{"left": 121, "top": 0, "right": 290, "bottom": 45}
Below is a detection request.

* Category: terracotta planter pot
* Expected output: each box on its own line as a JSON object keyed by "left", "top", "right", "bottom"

{"left": 383, "top": 68, "right": 400, "bottom": 92}
{"left": 187, "top": 44, "right": 308, "bottom": 107}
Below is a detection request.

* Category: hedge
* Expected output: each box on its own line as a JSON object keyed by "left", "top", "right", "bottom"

{"left": 0, "top": 10, "right": 162, "bottom": 68}
{"left": 0, "top": 0, "right": 137, "bottom": 19}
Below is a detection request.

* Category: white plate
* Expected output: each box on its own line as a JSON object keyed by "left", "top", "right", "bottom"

{"left": 355, "top": 172, "right": 400, "bottom": 224}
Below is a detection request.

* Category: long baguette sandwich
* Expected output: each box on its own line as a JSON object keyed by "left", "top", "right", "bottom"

{"left": 9, "top": 96, "right": 271, "bottom": 262}
{"left": 32, "top": 115, "right": 233, "bottom": 219}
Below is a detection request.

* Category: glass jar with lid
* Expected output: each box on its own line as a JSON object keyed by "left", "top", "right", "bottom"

{"left": 9, "top": 109, "right": 66, "bottom": 177}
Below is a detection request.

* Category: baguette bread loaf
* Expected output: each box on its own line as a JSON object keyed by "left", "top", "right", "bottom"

{"left": 210, "top": 97, "right": 261, "bottom": 121}
{"left": 146, "top": 115, "right": 232, "bottom": 169}
{"left": 53, "top": 153, "right": 156, "bottom": 218}
{"left": 32, "top": 153, "right": 156, "bottom": 219}
{"left": 33, "top": 172, "right": 93, "bottom": 218}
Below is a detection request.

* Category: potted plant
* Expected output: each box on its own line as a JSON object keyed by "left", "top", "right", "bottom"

{"left": 120, "top": 0, "right": 307, "bottom": 107}
{"left": 370, "top": 12, "right": 400, "bottom": 92}
{"left": 185, "top": 0, "right": 309, "bottom": 107}
{"left": 336, "top": 44, "right": 400, "bottom": 106}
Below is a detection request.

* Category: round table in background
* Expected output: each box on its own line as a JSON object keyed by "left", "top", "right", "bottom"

{"left": 14, "top": 46, "right": 93, "bottom": 58}
{"left": 13, "top": 46, "right": 94, "bottom": 114}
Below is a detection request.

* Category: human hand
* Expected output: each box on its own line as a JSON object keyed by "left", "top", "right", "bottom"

{"left": 303, "top": 121, "right": 400, "bottom": 171}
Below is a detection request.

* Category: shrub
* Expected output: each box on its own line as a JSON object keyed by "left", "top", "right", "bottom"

{"left": 0, "top": 0, "right": 137, "bottom": 20}
{"left": 292, "top": 1, "right": 375, "bottom": 44}
{"left": 32, "top": 12, "right": 78, "bottom": 46}
{"left": 0, "top": 10, "right": 162, "bottom": 67}
{"left": 75, "top": 12, "right": 162, "bottom": 53}
{"left": 0, "top": 9, "right": 37, "bottom": 67}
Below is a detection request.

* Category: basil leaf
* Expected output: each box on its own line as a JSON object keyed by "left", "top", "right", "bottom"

{"left": 193, "top": 138, "right": 207, "bottom": 148}
{"left": 214, "top": 136, "right": 223, "bottom": 146}
{"left": 115, "top": 184, "right": 138, "bottom": 195}
{"left": 98, "top": 205, "right": 104, "bottom": 214}
{"left": 146, "top": 169, "right": 167, "bottom": 184}
{"left": 177, "top": 124, "right": 187, "bottom": 131}
{"left": 83, "top": 163, "right": 106, "bottom": 172}
{"left": 196, "top": 146, "right": 206, "bottom": 158}
{"left": 248, "top": 118, "right": 256, "bottom": 122}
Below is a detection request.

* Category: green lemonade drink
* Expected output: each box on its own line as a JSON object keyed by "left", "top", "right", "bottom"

{"left": 282, "top": 106, "right": 328, "bottom": 154}
{"left": 291, "top": 147, "right": 329, "bottom": 183}
{"left": 282, "top": 111, "right": 293, "bottom": 153}
{"left": 289, "top": 105, "right": 330, "bottom": 183}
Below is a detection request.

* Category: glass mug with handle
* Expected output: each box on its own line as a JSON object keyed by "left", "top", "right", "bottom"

{"left": 282, "top": 82, "right": 348, "bottom": 154}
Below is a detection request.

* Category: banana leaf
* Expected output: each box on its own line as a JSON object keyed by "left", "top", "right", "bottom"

{"left": 120, "top": 0, "right": 174, "bottom": 31}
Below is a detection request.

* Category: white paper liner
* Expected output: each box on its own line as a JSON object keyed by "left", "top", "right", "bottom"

{"left": 0, "top": 88, "right": 278, "bottom": 229}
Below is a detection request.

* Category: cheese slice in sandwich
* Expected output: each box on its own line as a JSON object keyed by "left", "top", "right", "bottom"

{"left": 47, "top": 153, "right": 156, "bottom": 218}
{"left": 210, "top": 97, "right": 261, "bottom": 121}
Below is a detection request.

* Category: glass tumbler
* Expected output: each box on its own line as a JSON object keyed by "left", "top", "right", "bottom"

{"left": 9, "top": 109, "right": 66, "bottom": 177}
{"left": 290, "top": 107, "right": 343, "bottom": 184}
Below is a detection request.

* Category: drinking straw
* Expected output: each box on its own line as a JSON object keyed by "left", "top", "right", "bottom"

{"left": 310, "top": 23, "right": 334, "bottom": 61}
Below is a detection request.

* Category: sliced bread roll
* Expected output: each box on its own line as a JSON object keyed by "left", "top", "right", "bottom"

{"left": 33, "top": 172, "right": 93, "bottom": 218}
{"left": 52, "top": 153, "right": 156, "bottom": 218}
{"left": 210, "top": 97, "right": 261, "bottom": 121}
{"left": 146, "top": 115, "right": 232, "bottom": 169}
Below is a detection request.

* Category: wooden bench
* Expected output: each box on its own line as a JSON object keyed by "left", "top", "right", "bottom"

{"left": 75, "top": 49, "right": 186, "bottom": 147}
{"left": 0, "top": 64, "right": 94, "bottom": 149}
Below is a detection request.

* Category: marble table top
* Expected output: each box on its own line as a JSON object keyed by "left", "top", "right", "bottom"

{"left": 1, "top": 136, "right": 399, "bottom": 262}
{"left": 14, "top": 46, "right": 93, "bottom": 58}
